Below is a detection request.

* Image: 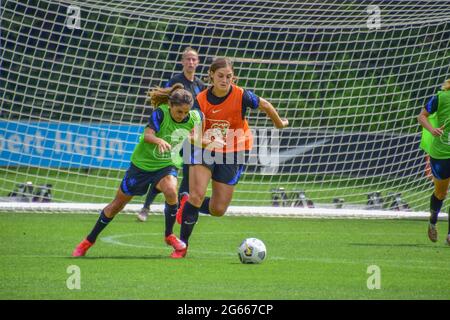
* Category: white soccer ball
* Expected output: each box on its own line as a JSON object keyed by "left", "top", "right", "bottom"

{"left": 237, "top": 238, "right": 267, "bottom": 264}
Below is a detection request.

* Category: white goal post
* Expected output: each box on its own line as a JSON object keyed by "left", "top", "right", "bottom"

{"left": 1, "top": 0, "right": 450, "bottom": 218}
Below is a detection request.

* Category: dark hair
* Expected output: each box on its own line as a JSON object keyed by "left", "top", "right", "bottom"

{"left": 209, "top": 57, "right": 233, "bottom": 74}
{"left": 208, "top": 57, "right": 237, "bottom": 84}
{"left": 147, "top": 83, "right": 193, "bottom": 108}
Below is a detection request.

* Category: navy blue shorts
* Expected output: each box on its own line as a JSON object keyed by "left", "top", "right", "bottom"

{"left": 202, "top": 162, "right": 245, "bottom": 186}
{"left": 120, "top": 163, "right": 178, "bottom": 196}
{"left": 183, "top": 145, "right": 246, "bottom": 186}
{"left": 430, "top": 157, "right": 450, "bottom": 180}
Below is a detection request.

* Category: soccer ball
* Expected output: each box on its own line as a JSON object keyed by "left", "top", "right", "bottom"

{"left": 237, "top": 238, "right": 267, "bottom": 264}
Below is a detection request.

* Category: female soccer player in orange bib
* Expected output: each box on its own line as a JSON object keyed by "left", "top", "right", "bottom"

{"left": 171, "top": 57, "right": 289, "bottom": 258}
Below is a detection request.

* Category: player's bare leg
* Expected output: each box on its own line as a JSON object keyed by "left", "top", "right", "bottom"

{"left": 73, "top": 188, "right": 132, "bottom": 257}
{"left": 173, "top": 165, "right": 211, "bottom": 258}
{"left": 209, "top": 180, "right": 235, "bottom": 217}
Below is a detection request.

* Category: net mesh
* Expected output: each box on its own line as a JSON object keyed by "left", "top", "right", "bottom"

{"left": 1, "top": 0, "right": 450, "bottom": 213}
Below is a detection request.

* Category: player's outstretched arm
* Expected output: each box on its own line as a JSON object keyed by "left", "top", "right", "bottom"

{"left": 258, "top": 97, "right": 289, "bottom": 129}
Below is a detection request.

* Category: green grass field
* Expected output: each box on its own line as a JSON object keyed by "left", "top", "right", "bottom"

{"left": 1, "top": 212, "right": 449, "bottom": 299}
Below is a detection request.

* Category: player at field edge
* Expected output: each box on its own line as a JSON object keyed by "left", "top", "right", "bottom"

{"left": 417, "top": 78, "right": 450, "bottom": 245}
{"left": 72, "top": 84, "right": 202, "bottom": 257}
{"left": 419, "top": 112, "right": 438, "bottom": 181}
{"left": 137, "top": 47, "right": 207, "bottom": 222}
{"left": 170, "top": 57, "right": 289, "bottom": 258}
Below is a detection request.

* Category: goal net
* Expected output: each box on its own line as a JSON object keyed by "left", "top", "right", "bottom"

{"left": 1, "top": 0, "right": 450, "bottom": 217}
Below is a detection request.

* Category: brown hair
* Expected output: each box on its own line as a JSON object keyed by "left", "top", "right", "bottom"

{"left": 147, "top": 83, "right": 193, "bottom": 108}
{"left": 208, "top": 57, "right": 237, "bottom": 84}
{"left": 442, "top": 79, "right": 450, "bottom": 91}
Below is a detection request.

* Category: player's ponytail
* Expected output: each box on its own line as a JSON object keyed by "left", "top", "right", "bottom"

{"left": 147, "top": 83, "right": 193, "bottom": 108}
{"left": 442, "top": 79, "right": 450, "bottom": 91}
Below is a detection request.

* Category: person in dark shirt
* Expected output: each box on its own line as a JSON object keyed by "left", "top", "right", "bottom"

{"left": 138, "top": 47, "right": 206, "bottom": 222}
{"left": 164, "top": 48, "right": 206, "bottom": 109}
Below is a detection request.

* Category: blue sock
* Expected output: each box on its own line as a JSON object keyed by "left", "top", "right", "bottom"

{"left": 199, "top": 197, "right": 211, "bottom": 215}
{"left": 143, "top": 188, "right": 158, "bottom": 209}
{"left": 164, "top": 202, "right": 178, "bottom": 237}
{"left": 180, "top": 202, "right": 199, "bottom": 246}
{"left": 87, "top": 210, "right": 113, "bottom": 243}
{"left": 430, "top": 193, "right": 443, "bottom": 225}
{"left": 178, "top": 164, "right": 190, "bottom": 195}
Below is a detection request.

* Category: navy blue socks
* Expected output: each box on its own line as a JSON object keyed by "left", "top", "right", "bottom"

{"left": 180, "top": 202, "right": 199, "bottom": 246}
{"left": 199, "top": 197, "right": 211, "bottom": 215}
{"left": 143, "top": 188, "right": 158, "bottom": 210}
{"left": 430, "top": 193, "right": 443, "bottom": 225}
{"left": 164, "top": 202, "right": 178, "bottom": 237}
{"left": 87, "top": 210, "right": 113, "bottom": 243}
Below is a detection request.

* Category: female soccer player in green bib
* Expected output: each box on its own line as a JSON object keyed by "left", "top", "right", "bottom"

{"left": 72, "top": 84, "right": 202, "bottom": 257}
{"left": 417, "top": 79, "right": 450, "bottom": 245}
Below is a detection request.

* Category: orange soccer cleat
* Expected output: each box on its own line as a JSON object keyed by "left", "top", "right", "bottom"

{"left": 176, "top": 193, "right": 189, "bottom": 224}
{"left": 165, "top": 234, "right": 186, "bottom": 251}
{"left": 170, "top": 246, "right": 188, "bottom": 259}
{"left": 72, "top": 238, "right": 94, "bottom": 257}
